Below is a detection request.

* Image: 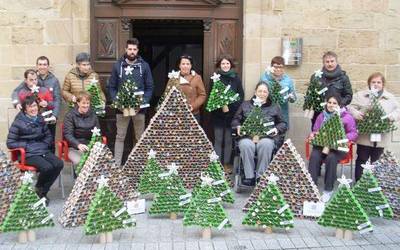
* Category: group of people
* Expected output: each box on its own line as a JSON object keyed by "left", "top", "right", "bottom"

{"left": 6, "top": 37, "right": 400, "bottom": 205}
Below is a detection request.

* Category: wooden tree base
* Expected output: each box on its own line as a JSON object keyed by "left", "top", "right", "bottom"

{"left": 99, "top": 233, "right": 107, "bottom": 243}
{"left": 106, "top": 232, "right": 113, "bottom": 243}
{"left": 222, "top": 105, "right": 229, "bottom": 113}
{"left": 335, "top": 229, "right": 344, "bottom": 239}
{"left": 253, "top": 136, "right": 260, "bottom": 144}
{"left": 18, "top": 231, "right": 27, "bottom": 243}
{"left": 264, "top": 226, "right": 272, "bottom": 234}
{"left": 344, "top": 230, "right": 353, "bottom": 240}
{"left": 202, "top": 227, "right": 211, "bottom": 239}
{"left": 170, "top": 212, "right": 177, "bottom": 220}
{"left": 322, "top": 147, "right": 330, "bottom": 155}
{"left": 123, "top": 108, "right": 130, "bottom": 117}
{"left": 27, "top": 230, "right": 36, "bottom": 242}
{"left": 129, "top": 108, "right": 136, "bottom": 116}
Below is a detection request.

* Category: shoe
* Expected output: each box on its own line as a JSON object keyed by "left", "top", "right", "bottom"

{"left": 242, "top": 178, "right": 256, "bottom": 186}
{"left": 321, "top": 191, "right": 333, "bottom": 203}
{"left": 35, "top": 187, "right": 49, "bottom": 206}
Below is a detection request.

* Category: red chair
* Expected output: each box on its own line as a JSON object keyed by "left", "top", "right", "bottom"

{"left": 9, "top": 147, "right": 65, "bottom": 197}
{"left": 305, "top": 137, "right": 354, "bottom": 181}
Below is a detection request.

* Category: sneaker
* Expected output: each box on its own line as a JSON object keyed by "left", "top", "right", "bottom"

{"left": 242, "top": 178, "right": 256, "bottom": 186}
{"left": 321, "top": 191, "right": 333, "bottom": 203}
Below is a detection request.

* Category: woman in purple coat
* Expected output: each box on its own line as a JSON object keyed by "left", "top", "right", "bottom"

{"left": 308, "top": 93, "right": 358, "bottom": 202}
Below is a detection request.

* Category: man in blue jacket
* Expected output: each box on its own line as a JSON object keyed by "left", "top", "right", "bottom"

{"left": 108, "top": 38, "right": 154, "bottom": 166}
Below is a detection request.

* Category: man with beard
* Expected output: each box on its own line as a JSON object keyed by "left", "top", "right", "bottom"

{"left": 309, "top": 51, "right": 353, "bottom": 128}
{"left": 108, "top": 38, "right": 154, "bottom": 166}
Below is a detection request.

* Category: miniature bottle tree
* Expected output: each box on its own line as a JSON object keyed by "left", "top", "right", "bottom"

{"left": 318, "top": 175, "right": 373, "bottom": 240}
{"left": 183, "top": 174, "right": 232, "bottom": 239}
{"left": 0, "top": 172, "right": 54, "bottom": 243}
{"left": 240, "top": 97, "right": 276, "bottom": 143}
{"left": 193, "top": 151, "right": 234, "bottom": 204}
{"left": 112, "top": 65, "right": 145, "bottom": 117}
{"left": 86, "top": 76, "right": 106, "bottom": 117}
{"left": 357, "top": 95, "right": 396, "bottom": 141}
{"left": 138, "top": 149, "right": 164, "bottom": 196}
{"left": 206, "top": 72, "right": 239, "bottom": 112}
{"left": 0, "top": 149, "right": 21, "bottom": 226}
{"left": 311, "top": 111, "right": 349, "bottom": 154}
{"left": 373, "top": 152, "right": 400, "bottom": 219}
{"left": 31, "top": 86, "right": 56, "bottom": 124}
{"left": 85, "top": 176, "right": 135, "bottom": 243}
{"left": 157, "top": 70, "right": 181, "bottom": 109}
{"left": 303, "top": 70, "right": 326, "bottom": 119}
{"left": 243, "top": 173, "right": 294, "bottom": 233}
{"left": 269, "top": 78, "right": 286, "bottom": 105}
{"left": 75, "top": 127, "right": 102, "bottom": 176}
{"left": 243, "top": 139, "right": 321, "bottom": 217}
{"left": 352, "top": 163, "right": 393, "bottom": 219}
{"left": 149, "top": 163, "right": 188, "bottom": 219}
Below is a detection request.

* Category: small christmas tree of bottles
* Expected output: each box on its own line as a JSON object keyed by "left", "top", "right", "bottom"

{"left": 242, "top": 173, "right": 294, "bottom": 233}
{"left": 269, "top": 78, "right": 288, "bottom": 106}
{"left": 149, "top": 163, "right": 188, "bottom": 220}
{"left": 303, "top": 70, "right": 326, "bottom": 119}
{"left": 138, "top": 149, "right": 164, "bottom": 196}
{"left": 206, "top": 72, "right": 239, "bottom": 112}
{"left": 352, "top": 162, "right": 393, "bottom": 219}
{"left": 357, "top": 92, "right": 397, "bottom": 142}
{"left": 86, "top": 76, "right": 106, "bottom": 117}
{"left": 112, "top": 65, "right": 147, "bottom": 116}
{"left": 85, "top": 176, "right": 135, "bottom": 243}
{"left": 75, "top": 127, "right": 102, "bottom": 175}
{"left": 31, "top": 85, "right": 56, "bottom": 124}
{"left": 318, "top": 175, "right": 373, "bottom": 240}
{"left": 240, "top": 97, "right": 276, "bottom": 143}
{"left": 193, "top": 151, "right": 234, "bottom": 204}
{"left": 0, "top": 172, "right": 54, "bottom": 243}
{"left": 373, "top": 151, "right": 400, "bottom": 219}
{"left": 311, "top": 109, "right": 349, "bottom": 154}
{"left": 183, "top": 174, "right": 232, "bottom": 239}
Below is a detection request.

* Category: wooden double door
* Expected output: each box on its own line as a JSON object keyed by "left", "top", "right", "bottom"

{"left": 91, "top": 0, "right": 243, "bottom": 163}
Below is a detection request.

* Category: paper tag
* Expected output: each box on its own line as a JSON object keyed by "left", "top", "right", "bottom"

{"left": 32, "top": 197, "right": 47, "bottom": 209}
{"left": 231, "top": 93, "right": 239, "bottom": 100}
{"left": 134, "top": 91, "right": 144, "bottom": 96}
{"left": 41, "top": 110, "right": 53, "bottom": 116}
{"left": 113, "top": 207, "right": 127, "bottom": 217}
{"left": 266, "top": 128, "right": 277, "bottom": 135}
{"left": 179, "top": 193, "right": 192, "bottom": 200}
{"left": 283, "top": 94, "right": 290, "bottom": 100}
{"left": 380, "top": 115, "right": 389, "bottom": 120}
{"left": 320, "top": 102, "right": 327, "bottom": 107}
{"left": 337, "top": 138, "right": 349, "bottom": 144}
{"left": 277, "top": 204, "right": 289, "bottom": 214}
{"left": 223, "top": 85, "right": 231, "bottom": 94}
{"left": 359, "top": 227, "right": 373, "bottom": 234}
{"left": 212, "top": 179, "right": 225, "bottom": 186}
{"left": 357, "top": 221, "right": 371, "bottom": 230}
{"left": 370, "top": 133, "right": 382, "bottom": 142}
{"left": 378, "top": 209, "right": 384, "bottom": 217}
{"left": 41, "top": 214, "right": 54, "bottom": 224}
{"left": 303, "top": 201, "right": 325, "bottom": 217}
{"left": 140, "top": 103, "right": 150, "bottom": 108}
{"left": 317, "top": 87, "right": 328, "bottom": 95}
{"left": 220, "top": 189, "right": 231, "bottom": 197}
{"left": 123, "top": 217, "right": 136, "bottom": 225}
{"left": 280, "top": 220, "right": 294, "bottom": 225}
{"left": 217, "top": 218, "right": 229, "bottom": 230}
{"left": 158, "top": 172, "right": 170, "bottom": 178}
{"left": 376, "top": 204, "right": 390, "bottom": 210}
{"left": 263, "top": 121, "right": 275, "bottom": 127}
{"left": 179, "top": 199, "right": 191, "bottom": 206}
{"left": 368, "top": 187, "right": 382, "bottom": 193}
{"left": 207, "top": 197, "right": 222, "bottom": 203}
{"left": 126, "top": 199, "right": 146, "bottom": 215}
{"left": 337, "top": 146, "right": 349, "bottom": 152}
{"left": 279, "top": 87, "right": 289, "bottom": 94}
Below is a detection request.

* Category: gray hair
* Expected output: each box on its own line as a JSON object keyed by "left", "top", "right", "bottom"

{"left": 76, "top": 52, "right": 90, "bottom": 64}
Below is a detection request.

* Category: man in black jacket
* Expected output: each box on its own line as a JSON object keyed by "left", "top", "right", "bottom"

{"left": 310, "top": 51, "right": 353, "bottom": 128}
{"left": 107, "top": 38, "right": 154, "bottom": 166}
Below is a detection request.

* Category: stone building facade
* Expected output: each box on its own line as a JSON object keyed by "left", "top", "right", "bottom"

{"left": 0, "top": 0, "right": 399, "bottom": 154}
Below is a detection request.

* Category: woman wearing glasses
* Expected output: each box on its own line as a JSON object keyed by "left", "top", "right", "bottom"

{"left": 260, "top": 56, "right": 296, "bottom": 128}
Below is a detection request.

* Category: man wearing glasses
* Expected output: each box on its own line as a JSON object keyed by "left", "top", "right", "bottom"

{"left": 108, "top": 38, "right": 154, "bottom": 166}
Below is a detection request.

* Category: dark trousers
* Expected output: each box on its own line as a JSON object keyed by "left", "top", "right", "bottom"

{"left": 26, "top": 152, "right": 64, "bottom": 194}
{"left": 48, "top": 123, "right": 56, "bottom": 153}
{"left": 355, "top": 144, "right": 384, "bottom": 181}
{"left": 308, "top": 146, "right": 347, "bottom": 191}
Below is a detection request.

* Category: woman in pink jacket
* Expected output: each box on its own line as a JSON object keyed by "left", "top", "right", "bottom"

{"left": 308, "top": 93, "right": 358, "bottom": 202}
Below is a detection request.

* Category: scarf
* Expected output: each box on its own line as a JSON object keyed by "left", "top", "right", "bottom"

{"left": 321, "top": 65, "right": 343, "bottom": 84}
{"left": 218, "top": 69, "right": 236, "bottom": 78}
{"left": 322, "top": 110, "right": 335, "bottom": 123}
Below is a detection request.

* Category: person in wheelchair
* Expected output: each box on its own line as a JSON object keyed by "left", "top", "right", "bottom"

{"left": 308, "top": 93, "right": 358, "bottom": 202}
{"left": 231, "top": 81, "right": 287, "bottom": 186}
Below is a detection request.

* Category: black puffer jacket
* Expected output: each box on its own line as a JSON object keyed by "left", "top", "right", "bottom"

{"left": 210, "top": 73, "right": 244, "bottom": 127}
{"left": 231, "top": 97, "right": 287, "bottom": 144}
{"left": 63, "top": 107, "right": 100, "bottom": 149}
{"left": 7, "top": 112, "right": 52, "bottom": 157}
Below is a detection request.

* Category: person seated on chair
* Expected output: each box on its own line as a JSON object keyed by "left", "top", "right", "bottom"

{"left": 7, "top": 95, "right": 64, "bottom": 204}
{"left": 308, "top": 93, "right": 358, "bottom": 202}
{"left": 231, "top": 81, "right": 287, "bottom": 186}
{"left": 63, "top": 91, "right": 100, "bottom": 167}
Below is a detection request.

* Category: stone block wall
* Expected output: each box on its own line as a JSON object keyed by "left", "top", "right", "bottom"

{"left": 0, "top": 0, "right": 90, "bottom": 150}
